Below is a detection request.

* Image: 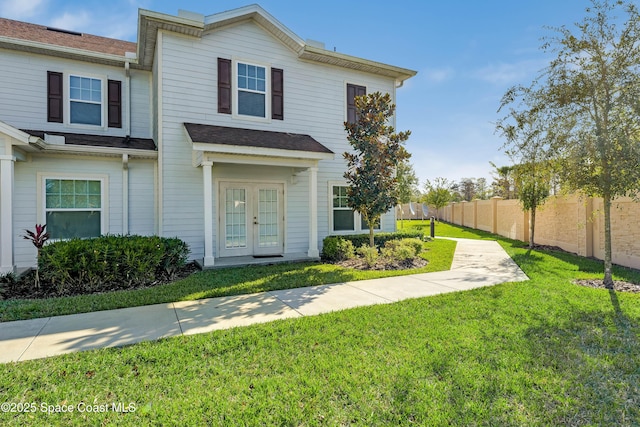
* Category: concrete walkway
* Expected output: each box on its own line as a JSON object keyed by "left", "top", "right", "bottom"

{"left": 0, "top": 238, "right": 528, "bottom": 363}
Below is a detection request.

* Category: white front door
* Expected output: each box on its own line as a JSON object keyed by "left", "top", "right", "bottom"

{"left": 219, "top": 182, "right": 284, "bottom": 257}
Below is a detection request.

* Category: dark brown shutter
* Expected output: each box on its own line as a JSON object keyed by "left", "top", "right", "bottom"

{"left": 271, "top": 68, "right": 284, "bottom": 120}
{"left": 218, "top": 58, "right": 232, "bottom": 114}
{"left": 346, "top": 83, "right": 366, "bottom": 124}
{"left": 107, "top": 79, "right": 122, "bottom": 128}
{"left": 47, "top": 71, "right": 63, "bottom": 123}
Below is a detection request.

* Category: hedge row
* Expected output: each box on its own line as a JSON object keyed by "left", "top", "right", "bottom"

{"left": 322, "top": 230, "right": 426, "bottom": 261}
{"left": 39, "top": 235, "right": 190, "bottom": 294}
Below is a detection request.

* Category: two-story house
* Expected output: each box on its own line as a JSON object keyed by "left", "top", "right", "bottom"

{"left": 0, "top": 5, "right": 416, "bottom": 273}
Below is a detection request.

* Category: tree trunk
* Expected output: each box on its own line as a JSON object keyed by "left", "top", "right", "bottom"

{"left": 603, "top": 193, "right": 614, "bottom": 287}
{"left": 529, "top": 208, "right": 536, "bottom": 249}
{"left": 369, "top": 224, "right": 375, "bottom": 248}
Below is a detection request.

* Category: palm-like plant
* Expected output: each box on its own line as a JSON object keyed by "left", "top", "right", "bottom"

{"left": 23, "top": 224, "right": 49, "bottom": 289}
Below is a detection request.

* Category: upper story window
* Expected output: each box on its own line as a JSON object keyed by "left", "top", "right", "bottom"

{"left": 217, "top": 58, "right": 283, "bottom": 121}
{"left": 237, "top": 63, "right": 266, "bottom": 118}
{"left": 346, "top": 83, "right": 366, "bottom": 124}
{"left": 69, "top": 75, "right": 103, "bottom": 126}
{"left": 47, "top": 71, "right": 122, "bottom": 128}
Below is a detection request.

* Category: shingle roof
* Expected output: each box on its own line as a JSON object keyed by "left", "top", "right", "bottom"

{"left": 0, "top": 17, "right": 136, "bottom": 56}
{"left": 23, "top": 130, "right": 156, "bottom": 151}
{"left": 184, "top": 123, "right": 333, "bottom": 154}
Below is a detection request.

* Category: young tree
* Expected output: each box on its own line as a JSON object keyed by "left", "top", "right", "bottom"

{"left": 423, "top": 177, "right": 454, "bottom": 220}
{"left": 396, "top": 160, "right": 419, "bottom": 205}
{"left": 396, "top": 160, "right": 419, "bottom": 226}
{"left": 344, "top": 92, "right": 411, "bottom": 247}
{"left": 497, "top": 86, "right": 555, "bottom": 249}
{"left": 537, "top": 0, "right": 640, "bottom": 286}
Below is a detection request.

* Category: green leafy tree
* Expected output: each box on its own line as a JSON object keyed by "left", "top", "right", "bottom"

{"left": 538, "top": 0, "right": 640, "bottom": 286}
{"left": 344, "top": 92, "right": 411, "bottom": 247}
{"left": 396, "top": 160, "right": 419, "bottom": 205}
{"left": 423, "top": 177, "right": 454, "bottom": 220}
{"left": 490, "top": 162, "right": 517, "bottom": 199}
{"left": 498, "top": 86, "right": 555, "bottom": 248}
{"left": 396, "top": 160, "right": 419, "bottom": 224}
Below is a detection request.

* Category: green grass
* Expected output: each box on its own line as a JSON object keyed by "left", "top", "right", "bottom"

{"left": 1, "top": 221, "right": 639, "bottom": 425}
{"left": 0, "top": 237, "right": 455, "bottom": 322}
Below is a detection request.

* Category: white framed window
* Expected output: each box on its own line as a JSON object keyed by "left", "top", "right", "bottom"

{"left": 236, "top": 61, "right": 267, "bottom": 118}
{"left": 41, "top": 175, "right": 107, "bottom": 240}
{"left": 332, "top": 185, "right": 354, "bottom": 232}
{"left": 330, "top": 184, "right": 382, "bottom": 234}
{"left": 69, "top": 75, "right": 103, "bottom": 126}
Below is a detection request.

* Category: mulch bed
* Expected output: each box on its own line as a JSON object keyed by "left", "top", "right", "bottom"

{"left": 573, "top": 279, "right": 640, "bottom": 294}
{"left": 335, "top": 257, "right": 427, "bottom": 271}
{"left": 0, "top": 262, "right": 199, "bottom": 300}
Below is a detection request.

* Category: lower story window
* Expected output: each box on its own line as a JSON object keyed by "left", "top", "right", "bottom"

{"left": 331, "top": 185, "right": 382, "bottom": 233}
{"left": 332, "top": 186, "right": 354, "bottom": 231}
{"left": 45, "top": 178, "right": 102, "bottom": 239}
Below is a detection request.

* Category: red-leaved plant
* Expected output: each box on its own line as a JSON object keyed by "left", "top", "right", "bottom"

{"left": 23, "top": 224, "right": 50, "bottom": 289}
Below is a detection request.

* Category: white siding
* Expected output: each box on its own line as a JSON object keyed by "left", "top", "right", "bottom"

{"left": 159, "top": 22, "right": 398, "bottom": 259}
{"left": 0, "top": 48, "right": 152, "bottom": 138}
{"left": 128, "top": 159, "right": 156, "bottom": 236}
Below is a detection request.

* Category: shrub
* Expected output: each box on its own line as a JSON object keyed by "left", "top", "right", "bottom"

{"left": 356, "top": 244, "right": 379, "bottom": 268}
{"left": 380, "top": 238, "right": 425, "bottom": 261}
{"left": 322, "top": 237, "right": 355, "bottom": 261}
{"left": 39, "top": 235, "right": 189, "bottom": 294}
{"left": 322, "top": 231, "right": 425, "bottom": 261}
{"left": 0, "top": 272, "right": 18, "bottom": 299}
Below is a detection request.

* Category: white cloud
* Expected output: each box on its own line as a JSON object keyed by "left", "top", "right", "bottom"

{"left": 45, "top": 4, "right": 139, "bottom": 41}
{"left": 0, "top": 0, "right": 46, "bottom": 20}
{"left": 474, "top": 59, "right": 547, "bottom": 86}
{"left": 48, "top": 11, "right": 91, "bottom": 32}
{"left": 422, "top": 66, "right": 454, "bottom": 84}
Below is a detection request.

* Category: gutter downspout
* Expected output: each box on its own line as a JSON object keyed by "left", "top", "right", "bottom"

{"left": 124, "top": 58, "right": 132, "bottom": 136}
{"left": 123, "top": 59, "right": 132, "bottom": 235}
{"left": 122, "top": 153, "right": 129, "bottom": 235}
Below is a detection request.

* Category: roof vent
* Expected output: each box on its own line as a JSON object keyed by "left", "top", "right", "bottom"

{"left": 46, "top": 27, "right": 82, "bottom": 36}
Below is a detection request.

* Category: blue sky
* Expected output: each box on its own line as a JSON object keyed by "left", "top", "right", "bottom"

{"left": 0, "top": 0, "right": 594, "bottom": 188}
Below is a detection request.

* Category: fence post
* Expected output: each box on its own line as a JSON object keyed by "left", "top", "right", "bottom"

{"left": 580, "top": 197, "right": 594, "bottom": 258}
{"left": 491, "top": 196, "right": 502, "bottom": 235}
{"left": 473, "top": 199, "right": 478, "bottom": 230}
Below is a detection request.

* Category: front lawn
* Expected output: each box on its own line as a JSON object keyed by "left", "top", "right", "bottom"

{"left": 0, "top": 236, "right": 455, "bottom": 322}
{"left": 1, "top": 221, "right": 639, "bottom": 425}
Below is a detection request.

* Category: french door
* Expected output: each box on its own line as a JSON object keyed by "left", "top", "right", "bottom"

{"left": 219, "top": 182, "right": 284, "bottom": 257}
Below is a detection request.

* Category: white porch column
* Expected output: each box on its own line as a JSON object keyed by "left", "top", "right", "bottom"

{"left": 202, "top": 161, "right": 215, "bottom": 267}
{"left": 0, "top": 153, "right": 16, "bottom": 274}
{"left": 307, "top": 166, "right": 319, "bottom": 258}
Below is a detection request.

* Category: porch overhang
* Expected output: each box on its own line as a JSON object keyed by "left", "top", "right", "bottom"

{"left": 185, "top": 123, "right": 334, "bottom": 168}
{"left": 185, "top": 123, "right": 329, "bottom": 267}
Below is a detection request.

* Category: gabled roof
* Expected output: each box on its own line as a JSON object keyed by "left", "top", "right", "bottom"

{"left": 137, "top": 4, "right": 416, "bottom": 82}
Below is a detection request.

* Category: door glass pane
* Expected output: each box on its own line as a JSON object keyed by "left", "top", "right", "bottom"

{"left": 225, "top": 188, "right": 247, "bottom": 248}
{"left": 258, "top": 189, "right": 278, "bottom": 247}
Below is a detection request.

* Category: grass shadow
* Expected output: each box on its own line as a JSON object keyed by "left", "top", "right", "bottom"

{"left": 524, "top": 302, "right": 640, "bottom": 425}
